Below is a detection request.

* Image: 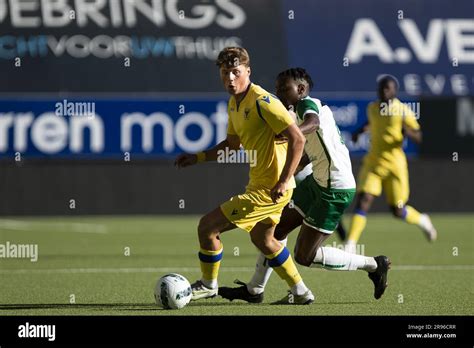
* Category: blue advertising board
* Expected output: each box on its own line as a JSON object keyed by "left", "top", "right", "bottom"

{"left": 0, "top": 97, "right": 417, "bottom": 159}
{"left": 282, "top": 0, "right": 474, "bottom": 96}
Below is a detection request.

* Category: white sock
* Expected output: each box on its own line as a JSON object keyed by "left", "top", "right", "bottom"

{"left": 247, "top": 238, "right": 288, "bottom": 295}
{"left": 419, "top": 214, "right": 432, "bottom": 230}
{"left": 201, "top": 278, "right": 217, "bottom": 289}
{"left": 291, "top": 280, "right": 309, "bottom": 296}
{"left": 312, "top": 247, "right": 377, "bottom": 272}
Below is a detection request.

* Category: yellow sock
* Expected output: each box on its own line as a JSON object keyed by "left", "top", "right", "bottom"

{"left": 403, "top": 205, "right": 422, "bottom": 225}
{"left": 265, "top": 246, "right": 302, "bottom": 287}
{"left": 198, "top": 245, "right": 223, "bottom": 286}
{"left": 347, "top": 210, "right": 367, "bottom": 243}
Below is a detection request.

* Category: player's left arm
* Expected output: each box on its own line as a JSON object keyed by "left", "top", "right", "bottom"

{"left": 298, "top": 112, "right": 319, "bottom": 134}
{"left": 281, "top": 109, "right": 319, "bottom": 138}
{"left": 295, "top": 98, "right": 320, "bottom": 135}
{"left": 402, "top": 107, "right": 422, "bottom": 144}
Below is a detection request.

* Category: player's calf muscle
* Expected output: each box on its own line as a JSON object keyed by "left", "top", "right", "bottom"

{"left": 355, "top": 192, "right": 374, "bottom": 212}
{"left": 294, "top": 228, "right": 329, "bottom": 267}
{"left": 250, "top": 233, "right": 275, "bottom": 254}
{"left": 295, "top": 252, "right": 314, "bottom": 267}
{"left": 249, "top": 224, "right": 281, "bottom": 255}
{"left": 294, "top": 242, "right": 319, "bottom": 267}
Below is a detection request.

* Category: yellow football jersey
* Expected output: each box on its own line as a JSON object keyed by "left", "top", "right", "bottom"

{"left": 366, "top": 98, "right": 420, "bottom": 169}
{"left": 227, "top": 83, "right": 296, "bottom": 191}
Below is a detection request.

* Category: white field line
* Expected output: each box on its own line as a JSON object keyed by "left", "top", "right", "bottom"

{"left": 0, "top": 219, "right": 107, "bottom": 234}
{"left": 0, "top": 265, "right": 473, "bottom": 275}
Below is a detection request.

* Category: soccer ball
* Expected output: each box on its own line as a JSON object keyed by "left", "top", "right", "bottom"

{"left": 154, "top": 273, "right": 192, "bottom": 309}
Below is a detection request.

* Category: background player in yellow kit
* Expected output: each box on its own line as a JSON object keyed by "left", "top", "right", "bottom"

{"left": 175, "top": 47, "right": 314, "bottom": 304}
{"left": 346, "top": 75, "right": 437, "bottom": 252}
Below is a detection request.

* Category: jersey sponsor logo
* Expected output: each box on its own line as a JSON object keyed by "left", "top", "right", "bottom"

{"left": 261, "top": 96, "right": 271, "bottom": 104}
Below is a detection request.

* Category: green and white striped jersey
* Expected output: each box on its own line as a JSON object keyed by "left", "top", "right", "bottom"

{"left": 295, "top": 96, "right": 356, "bottom": 190}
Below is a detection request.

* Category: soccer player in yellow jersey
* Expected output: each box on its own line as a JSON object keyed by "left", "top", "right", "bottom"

{"left": 346, "top": 75, "right": 437, "bottom": 252}
{"left": 175, "top": 47, "right": 314, "bottom": 304}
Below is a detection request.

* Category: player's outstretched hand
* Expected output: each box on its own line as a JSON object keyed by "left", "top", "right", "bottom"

{"left": 270, "top": 180, "right": 288, "bottom": 203}
{"left": 174, "top": 153, "right": 198, "bottom": 168}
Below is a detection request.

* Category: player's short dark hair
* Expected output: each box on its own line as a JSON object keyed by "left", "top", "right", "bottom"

{"left": 277, "top": 67, "right": 314, "bottom": 89}
{"left": 216, "top": 47, "right": 250, "bottom": 68}
{"left": 377, "top": 74, "right": 399, "bottom": 92}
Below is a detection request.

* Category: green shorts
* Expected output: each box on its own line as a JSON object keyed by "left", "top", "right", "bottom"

{"left": 292, "top": 175, "right": 355, "bottom": 234}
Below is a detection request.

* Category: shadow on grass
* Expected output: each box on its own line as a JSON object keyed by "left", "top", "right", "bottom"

{"left": 0, "top": 299, "right": 370, "bottom": 312}
{"left": 0, "top": 303, "right": 160, "bottom": 311}
{"left": 0, "top": 301, "right": 247, "bottom": 312}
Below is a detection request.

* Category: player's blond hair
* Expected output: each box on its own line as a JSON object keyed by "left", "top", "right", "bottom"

{"left": 216, "top": 47, "right": 250, "bottom": 68}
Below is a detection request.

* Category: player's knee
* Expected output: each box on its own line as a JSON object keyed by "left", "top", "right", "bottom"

{"left": 249, "top": 232, "right": 259, "bottom": 248}
{"left": 390, "top": 206, "right": 404, "bottom": 218}
{"left": 355, "top": 193, "right": 372, "bottom": 211}
{"left": 197, "top": 215, "right": 215, "bottom": 240}
{"left": 250, "top": 234, "right": 272, "bottom": 251}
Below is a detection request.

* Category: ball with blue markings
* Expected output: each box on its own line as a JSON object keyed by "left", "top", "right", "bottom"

{"left": 154, "top": 273, "right": 192, "bottom": 309}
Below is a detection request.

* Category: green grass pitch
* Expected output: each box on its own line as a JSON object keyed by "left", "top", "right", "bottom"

{"left": 0, "top": 214, "right": 472, "bottom": 315}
